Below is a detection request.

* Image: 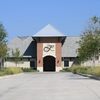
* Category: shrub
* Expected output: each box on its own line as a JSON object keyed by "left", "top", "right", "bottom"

{"left": 86, "top": 67, "right": 93, "bottom": 75}
{"left": 0, "top": 67, "right": 39, "bottom": 76}
{"left": 70, "top": 66, "right": 80, "bottom": 74}
{"left": 0, "top": 71, "right": 6, "bottom": 76}
{"left": 0, "top": 67, "right": 23, "bottom": 76}
{"left": 77, "top": 67, "right": 88, "bottom": 74}
{"left": 70, "top": 65, "right": 100, "bottom": 77}
{"left": 70, "top": 66, "right": 89, "bottom": 74}
{"left": 4, "top": 67, "right": 23, "bottom": 75}
{"left": 21, "top": 68, "right": 39, "bottom": 72}
{"left": 60, "top": 68, "right": 71, "bottom": 72}
{"left": 0, "top": 69, "right": 5, "bottom": 76}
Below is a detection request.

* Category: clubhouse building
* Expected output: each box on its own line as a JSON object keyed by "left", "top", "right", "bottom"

{"left": 4, "top": 24, "right": 80, "bottom": 72}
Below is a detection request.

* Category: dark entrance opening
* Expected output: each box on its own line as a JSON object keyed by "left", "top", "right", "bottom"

{"left": 43, "top": 56, "right": 55, "bottom": 71}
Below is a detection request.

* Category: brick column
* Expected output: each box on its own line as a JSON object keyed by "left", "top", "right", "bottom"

{"left": 37, "top": 43, "right": 43, "bottom": 71}
{"left": 56, "top": 43, "right": 61, "bottom": 67}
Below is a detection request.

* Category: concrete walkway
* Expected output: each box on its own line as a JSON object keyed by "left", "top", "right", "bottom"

{"left": 0, "top": 72, "right": 100, "bottom": 100}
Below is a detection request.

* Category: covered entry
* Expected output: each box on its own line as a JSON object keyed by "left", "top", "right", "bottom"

{"left": 43, "top": 56, "right": 55, "bottom": 71}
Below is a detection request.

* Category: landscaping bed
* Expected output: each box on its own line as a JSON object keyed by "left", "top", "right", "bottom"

{"left": 21, "top": 68, "right": 39, "bottom": 72}
{"left": 61, "top": 66, "right": 100, "bottom": 80}
{"left": 0, "top": 67, "right": 38, "bottom": 76}
{"left": 0, "top": 67, "right": 23, "bottom": 76}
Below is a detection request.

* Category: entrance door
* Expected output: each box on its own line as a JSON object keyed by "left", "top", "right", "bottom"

{"left": 43, "top": 56, "right": 55, "bottom": 71}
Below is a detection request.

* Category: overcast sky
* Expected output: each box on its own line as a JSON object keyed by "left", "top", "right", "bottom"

{"left": 0, "top": 0, "right": 100, "bottom": 40}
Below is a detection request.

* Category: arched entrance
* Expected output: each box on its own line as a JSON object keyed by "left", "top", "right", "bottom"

{"left": 43, "top": 56, "right": 55, "bottom": 71}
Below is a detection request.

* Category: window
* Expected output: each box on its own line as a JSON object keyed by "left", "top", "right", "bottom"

{"left": 64, "top": 61, "right": 69, "bottom": 67}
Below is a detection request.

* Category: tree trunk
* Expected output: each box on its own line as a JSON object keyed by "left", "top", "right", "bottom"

{"left": 92, "top": 56, "right": 96, "bottom": 67}
{"left": 0, "top": 58, "right": 1, "bottom": 69}
{"left": 0, "top": 57, "right": 4, "bottom": 69}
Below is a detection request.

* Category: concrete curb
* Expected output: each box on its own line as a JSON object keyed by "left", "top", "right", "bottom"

{"left": 78, "top": 73, "right": 100, "bottom": 80}
{"left": 0, "top": 73, "right": 24, "bottom": 79}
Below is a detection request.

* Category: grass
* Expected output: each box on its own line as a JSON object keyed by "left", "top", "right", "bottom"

{"left": 60, "top": 68, "right": 71, "bottom": 72}
{"left": 60, "top": 65, "right": 100, "bottom": 77}
{"left": 87, "top": 67, "right": 100, "bottom": 77}
{"left": 70, "top": 65, "right": 100, "bottom": 77}
{"left": 0, "top": 67, "right": 39, "bottom": 76}
{"left": 70, "top": 66, "right": 89, "bottom": 74}
{"left": 4, "top": 67, "right": 23, "bottom": 75}
{"left": 0, "top": 70, "right": 6, "bottom": 76}
{"left": 21, "top": 68, "right": 39, "bottom": 72}
{"left": 0, "top": 67, "right": 23, "bottom": 76}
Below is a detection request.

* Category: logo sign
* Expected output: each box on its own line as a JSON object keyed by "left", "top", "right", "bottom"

{"left": 43, "top": 43, "right": 56, "bottom": 57}
{"left": 44, "top": 44, "right": 54, "bottom": 52}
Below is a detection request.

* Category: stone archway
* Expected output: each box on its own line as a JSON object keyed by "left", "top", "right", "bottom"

{"left": 43, "top": 56, "right": 55, "bottom": 71}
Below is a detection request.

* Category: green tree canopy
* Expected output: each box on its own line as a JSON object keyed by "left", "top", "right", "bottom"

{"left": 78, "top": 16, "right": 100, "bottom": 62}
{"left": 0, "top": 23, "right": 7, "bottom": 58}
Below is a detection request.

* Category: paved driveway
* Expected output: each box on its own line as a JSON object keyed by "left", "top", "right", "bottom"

{"left": 0, "top": 72, "right": 100, "bottom": 100}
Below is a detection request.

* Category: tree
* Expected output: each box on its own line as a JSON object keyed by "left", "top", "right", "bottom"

{"left": 78, "top": 16, "right": 100, "bottom": 66}
{"left": 0, "top": 23, "right": 7, "bottom": 68}
{"left": 12, "top": 48, "right": 21, "bottom": 67}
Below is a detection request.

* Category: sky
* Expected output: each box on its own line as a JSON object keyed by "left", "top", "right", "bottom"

{"left": 0, "top": 0, "right": 100, "bottom": 40}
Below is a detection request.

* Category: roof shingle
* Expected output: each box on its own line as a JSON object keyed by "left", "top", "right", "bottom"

{"left": 8, "top": 36, "right": 33, "bottom": 57}
{"left": 62, "top": 37, "right": 80, "bottom": 57}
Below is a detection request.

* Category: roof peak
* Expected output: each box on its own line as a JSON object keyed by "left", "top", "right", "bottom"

{"left": 34, "top": 24, "right": 65, "bottom": 37}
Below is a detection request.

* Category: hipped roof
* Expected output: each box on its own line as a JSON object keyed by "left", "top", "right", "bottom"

{"left": 34, "top": 24, "right": 65, "bottom": 37}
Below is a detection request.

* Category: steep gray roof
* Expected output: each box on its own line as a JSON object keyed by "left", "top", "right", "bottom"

{"left": 8, "top": 36, "right": 33, "bottom": 57}
{"left": 34, "top": 24, "right": 65, "bottom": 37}
{"left": 62, "top": 37, "right": 80, "bottom": 57}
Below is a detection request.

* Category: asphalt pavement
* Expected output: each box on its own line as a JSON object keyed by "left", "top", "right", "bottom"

{"left": 0, "top": 72, "right": 100, "bottom": 100}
